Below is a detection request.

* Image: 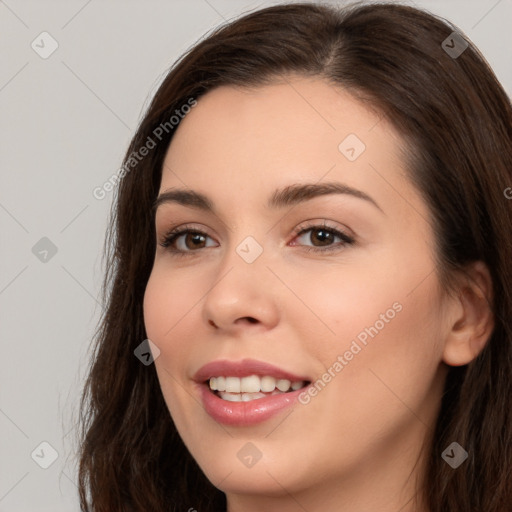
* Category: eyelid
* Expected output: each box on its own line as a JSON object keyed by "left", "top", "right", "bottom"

{"left": 158, "top": 223, "right": 217, "bottom": 249}
{"left": 291, "top": 219, "right": 355, "bottom": 240}
{"left": 158, "top": 220, "right": 355, "bottom": 255}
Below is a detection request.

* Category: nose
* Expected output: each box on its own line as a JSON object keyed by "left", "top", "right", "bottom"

{"left": 201, "top": 251, "right": 280, "bottom": 335}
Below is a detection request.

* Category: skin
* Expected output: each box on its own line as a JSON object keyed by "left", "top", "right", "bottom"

{"left": 143, "top": 76, "right": 494, "bottom": 512}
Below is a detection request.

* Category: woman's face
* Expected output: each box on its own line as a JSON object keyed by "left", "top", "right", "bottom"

{"left": 143, "top": 76, "right": 452, "bottom": 508}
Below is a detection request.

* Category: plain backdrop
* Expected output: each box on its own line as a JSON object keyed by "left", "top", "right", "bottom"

{"left": 1, "top": 0, "right": 511, "bottom": 510}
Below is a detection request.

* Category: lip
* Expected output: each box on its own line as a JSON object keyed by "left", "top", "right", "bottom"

{"left": 193, "top": 359, "right": 311, "bottom": 426}
{"left": 198, "top": 384, "right": 308, "bottom": 426}
{"left": 193, "top": 358, "right": 310, "bottom": 383}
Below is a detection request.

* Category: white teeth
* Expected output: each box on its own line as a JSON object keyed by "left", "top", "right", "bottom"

{"left": 216, "top": 376, "right": 226, "bottom": 392}
{"left": 241, "top": 391, "right": 265, "bottom": 401}
{"left": 276, "top": 379, "right": 291, "bottom": 392}
{"left": 225, "top": 376, "right": 241, "bottom": 393}
{"left": 219, "top": 391, "right": 267, "bottom": 402}
{"left": 291, "top": 381, "right": 303, "bottom": 391}
{"left": 241, "top": 375, "right": 261, "bottom": 393}
{"left": 208, "top": 375, "right": 306, "bottom": 396}
{"left": 260, "top": 376, "right": 276, "bottom": 392}
{"left": 220, "top": 392, "right": 242, "bottom": 402}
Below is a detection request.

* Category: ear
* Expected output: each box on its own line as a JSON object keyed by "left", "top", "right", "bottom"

{"left": 442, "top": 261, "right": 494, "bottom": 366}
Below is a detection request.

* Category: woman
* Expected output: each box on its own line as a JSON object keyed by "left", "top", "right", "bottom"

{"left": 78, "top": 2, "right": 512, "bottom": 511}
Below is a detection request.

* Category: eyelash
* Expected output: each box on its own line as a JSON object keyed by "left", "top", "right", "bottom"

{"left": 158, "top": 222, "right": 355, "bottom": 257}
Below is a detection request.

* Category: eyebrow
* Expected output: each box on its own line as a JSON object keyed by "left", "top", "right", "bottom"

{"left": 153, "top": 182, "right": 383, "bottom": 214}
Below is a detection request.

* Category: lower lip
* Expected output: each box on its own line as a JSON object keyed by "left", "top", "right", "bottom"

{"left": 198, "top": 384, "right": 304, "bottom": 426}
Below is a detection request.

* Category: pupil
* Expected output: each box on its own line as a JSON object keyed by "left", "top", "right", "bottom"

{"left": 188, "top": 233, "right": 205, "bottom": 248}
{"left": 313, "top": 229, "right": 332, "bottom": 246}
{"left": 183, "top": 230, "right": 334, "bottom": 250}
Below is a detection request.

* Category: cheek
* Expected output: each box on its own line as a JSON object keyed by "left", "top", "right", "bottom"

{"left": 293, "top": 286, "right": 445, "bottom": 475}
{"left": 142, "top": 270, "right": 200, "bottom": 424}
{"left": 318, "top": 281, "right": 445, "bottom": 430}
{"left": 142, "top": 269, "right": 193, "bottom": 398}
{"left": 280, "top": 258, "right": 405, "bottom": 357}
{"left": 143, "top": 266, "right": 201, "bottom": 345}
{"left": 143, "top": 275, "right": 170, "bottom": 347}
{"left": 297, "top": 253, "right": 445, "bottom": 406}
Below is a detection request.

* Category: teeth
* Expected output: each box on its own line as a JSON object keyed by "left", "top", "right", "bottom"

{"left": 291, "top": 381, "right": 303, "bottom": 391}
{"left": 241, "top": 375, "right": 261, "bottom": 393}
{"left": 261, "top": 376, "right": 276, "bottom": 392}
{"left": 220, "top": 392, "right": 242, "bottom": 402}
{"left": 225, "top": 376, "right": 241, "bottom": 393}
{"left": 219, "top": 390, "right": 277, "bottom": 402}
{"left": 241, "top": 391, "right": 265, "bottom": 401}
{"left": 208, "top": 375, "right": 305, "bottom": 395}
{"left": 276, "top": 379, "right": 291, "bottom": 392}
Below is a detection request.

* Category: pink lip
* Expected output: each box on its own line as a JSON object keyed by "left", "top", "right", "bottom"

{"left": 193, "top": 358, "right": 309, "bottom": 383}
{"left": 198, "top": 385, "right": 306, "bottom": 426}
{"left": 193, "top": 359, "right": 311, "bottom": 426}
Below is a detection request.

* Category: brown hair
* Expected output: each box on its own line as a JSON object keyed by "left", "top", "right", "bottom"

{"left": 77, "top": 2, "right": 512, "bottom": 511}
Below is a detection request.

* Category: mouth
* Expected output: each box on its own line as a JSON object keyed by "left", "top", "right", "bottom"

{"left": 207, "top": 375, "right": 309, "bottom": 402}
{"left": 194, "top": 359, "right": 312, "bottom": 426}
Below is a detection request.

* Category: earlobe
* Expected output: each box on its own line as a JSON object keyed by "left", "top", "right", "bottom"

{"left": 441, "top": 261, "right": 494, "bottom": 367}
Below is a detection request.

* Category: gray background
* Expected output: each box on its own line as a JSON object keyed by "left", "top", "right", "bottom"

{"left": 1, "top": 0, "right": 510, "bottom": 510}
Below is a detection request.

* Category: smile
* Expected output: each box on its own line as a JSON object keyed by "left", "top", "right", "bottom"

{"left": 209, "top": 375, "right": 306, "bottom": 402}
{"left": 194, "top": 359, "right": 312, "bottom": 425}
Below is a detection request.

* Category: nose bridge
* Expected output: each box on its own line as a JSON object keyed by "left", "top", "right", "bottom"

{"left": 201, "top": 232, "right": 280, "bottom": 329}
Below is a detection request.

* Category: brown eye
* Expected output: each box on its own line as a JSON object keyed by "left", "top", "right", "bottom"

{"left": 160, "top": 228, "right": 217, "bottom": 254}
{"left": 182, "top": 232, "right": 207, "bottom": 250}
{"left": 309, "top": 228, "right": 337, "bottom": 246}
{"left": 293, "top": 224, "right": 355, "bottom": 252}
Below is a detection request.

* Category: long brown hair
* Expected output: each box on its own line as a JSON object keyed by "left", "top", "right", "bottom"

{"left": 77, "top": 2, "right": 512, "bottom": 511}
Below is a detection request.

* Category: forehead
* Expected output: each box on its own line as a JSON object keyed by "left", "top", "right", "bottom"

{"left": 156, "top": 77, "right": 428, "bottom": 227}
{"left": 162, "top": 78, "right": 400, "bottom": 180}
{"left": 168, "top": 78, "right": 385, "bottom": 154}
{"left": 156, "top": 77, "right": 434, "bottom": 257}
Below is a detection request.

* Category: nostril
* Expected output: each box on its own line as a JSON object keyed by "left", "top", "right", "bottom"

{"left": 208, "top": 319, "right": 217, "bottom": 328}
{"left": 245, "top": 317, "right": 258, "bottom": 324}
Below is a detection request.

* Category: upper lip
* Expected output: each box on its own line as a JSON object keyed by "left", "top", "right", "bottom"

{"left": 193, "top": 358, "right": 311, "bottom": 383}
